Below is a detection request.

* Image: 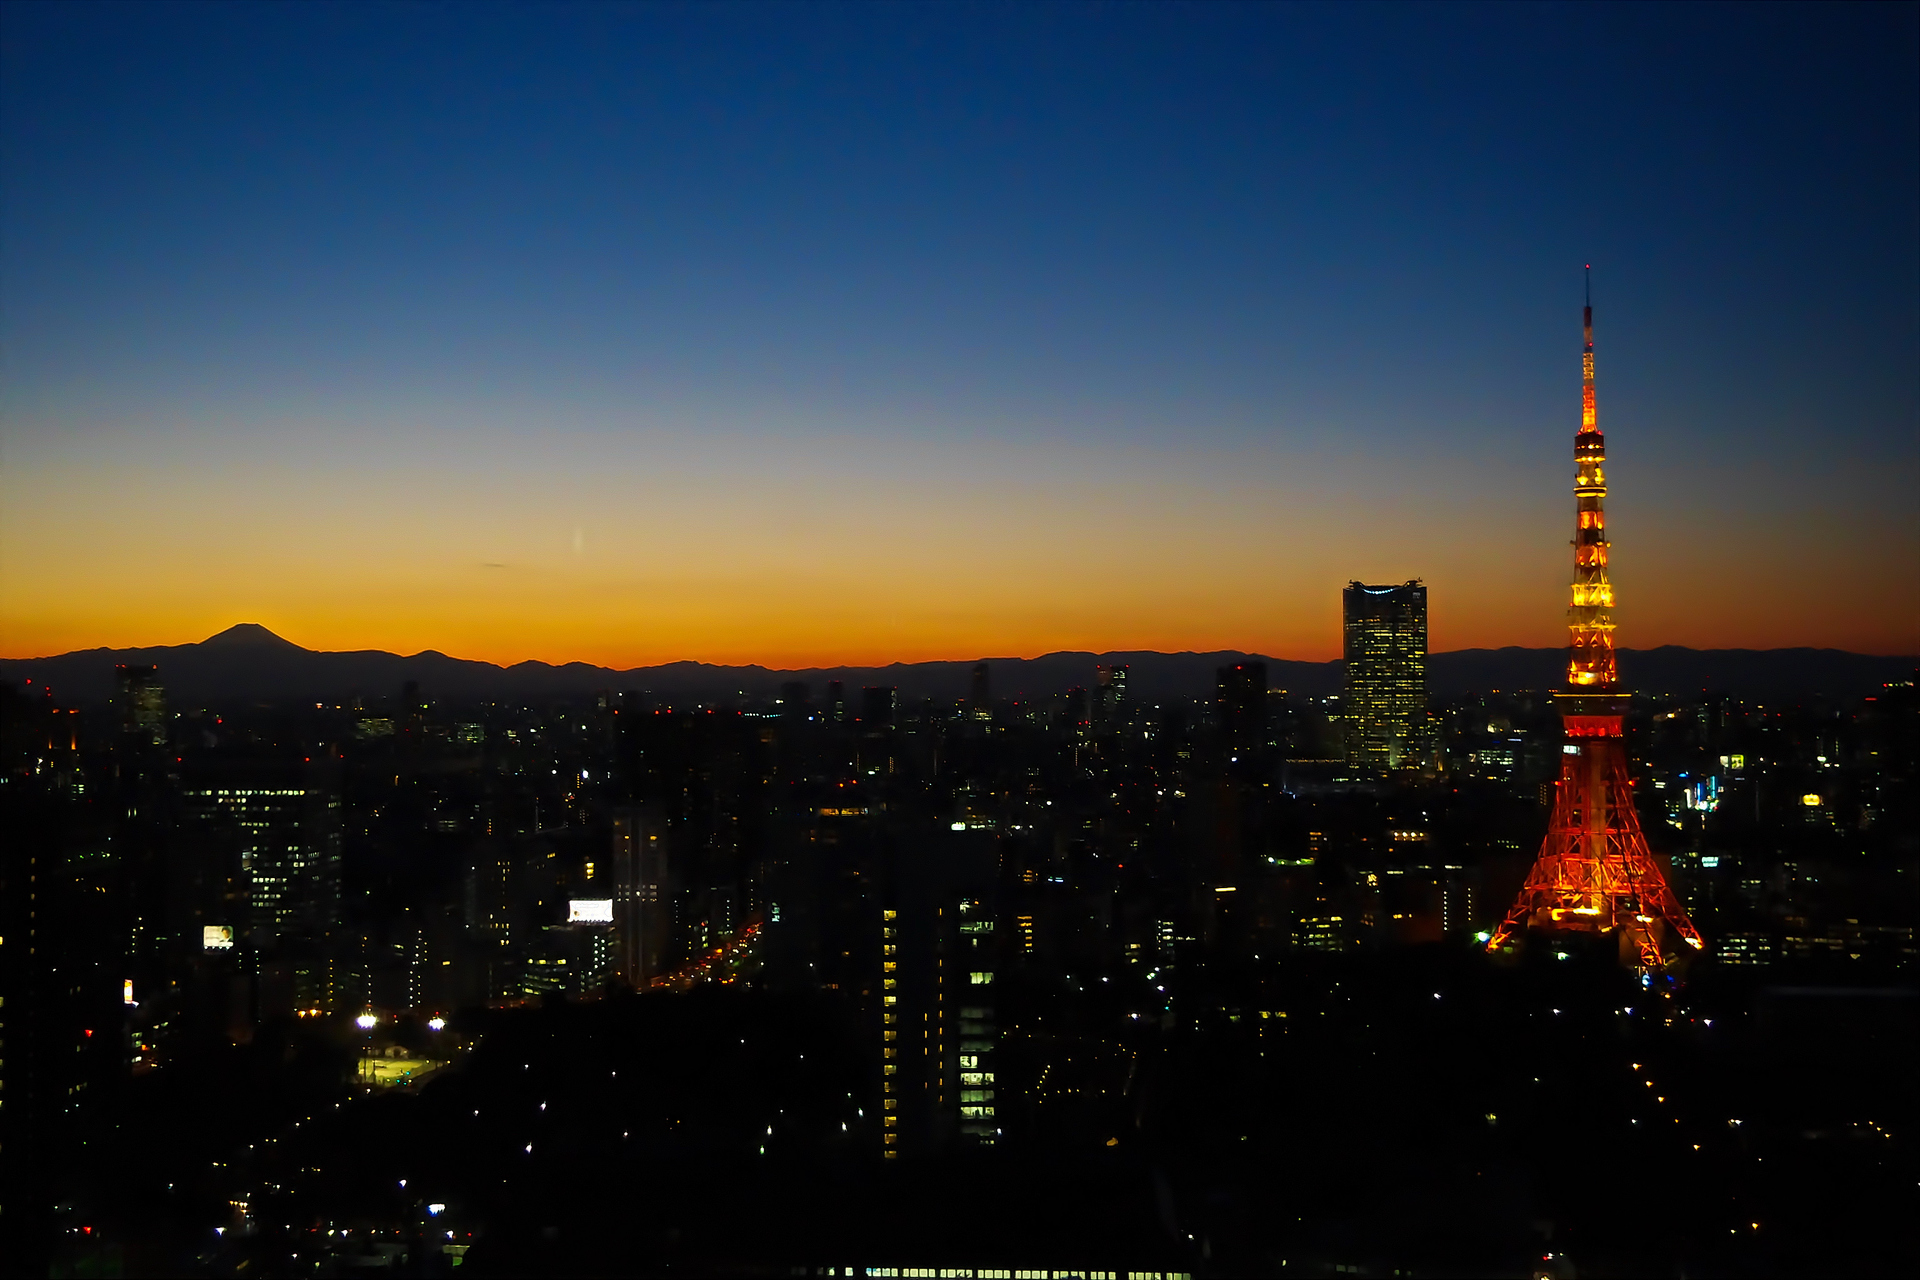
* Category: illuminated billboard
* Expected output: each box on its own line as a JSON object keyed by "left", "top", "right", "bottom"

{"left": 568, "top": 899, "right": 613, "bottom": 923}
{"left": 203, "top": 924, "right": 235, "bottom": 951}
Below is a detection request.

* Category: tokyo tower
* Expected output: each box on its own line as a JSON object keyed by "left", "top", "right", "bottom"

{"left": 1488, "top": 274, "right": 1705, "bottom": 970}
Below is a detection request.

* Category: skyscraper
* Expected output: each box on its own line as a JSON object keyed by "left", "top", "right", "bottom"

{"left": 968, "top": 662, "right": 991, "bottom": 722}
{"left": 1216, "top": 662, "right": 1267, "bottom": 753}
{"left": 1343, "top": 581, "right": 1428, "bottom": 772}
{"left": 876, "top": 835, "right": 998, "bottom": 1158}
{"left": 612, "top": 808, "right": 670, "bottom": 987}
{"left": 860, "top": 685, "right": 896, "bottom": 729}
{"left": 1095, "top": 663, "right": 1129, "bottom": 728}
{"left": 179, "top": 758, "right": 343, "bottom": 939}
{"left": 114, "top": 664, "right": 166, "bottom": 745}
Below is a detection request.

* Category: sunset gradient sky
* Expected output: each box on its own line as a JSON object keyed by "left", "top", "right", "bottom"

{"left": 3, "top": 2, "right": 1915, "bottom": 666}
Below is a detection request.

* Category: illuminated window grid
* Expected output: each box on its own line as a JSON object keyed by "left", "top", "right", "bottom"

{"left": 882, "top": 906, "right": 900, "bottom": 1154}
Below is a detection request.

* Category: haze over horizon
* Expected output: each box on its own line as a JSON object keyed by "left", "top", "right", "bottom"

{"left": 12, "top": 620, "right": 1914, "bottom": 678}
{"left": 3, "top": 3, "right": 1916, "bottom": 667}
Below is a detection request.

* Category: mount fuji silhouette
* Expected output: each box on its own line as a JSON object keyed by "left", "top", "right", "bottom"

{"left": 199, "top": 622, "right": 305, "bottom": 650}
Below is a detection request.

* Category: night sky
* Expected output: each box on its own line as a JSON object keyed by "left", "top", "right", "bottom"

{"left": 3, "top": 1, "right": 1914, "bottom": 665}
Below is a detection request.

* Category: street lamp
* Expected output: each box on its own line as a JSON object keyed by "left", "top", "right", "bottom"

{"left": 356, "top": 1013, "right": 377, "bottom": 1086}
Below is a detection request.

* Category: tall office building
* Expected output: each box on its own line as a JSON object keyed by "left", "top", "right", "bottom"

{"left": 612, "top": 808, "right": 671, "bottom": 987}
{"left": 778, "top": 681, "right": 811, "bottom": 716}
{"left": 860, "top": 686, "right": 897, "bottom": 729}
{"left": 1343, "top": 580, "right": 1428, "bottom": 772}
{"left": 464, "top": 842, "right": 517, "bottom": 949}
{"left": 952, "top": 896, "right": 999, "bottom": 1146}
{"left": 877, "top": 836, "right": 998, "bottom": 1158}
{"left": 462, "top": 838, "right": 534, "bottom": 1002}
{"left": 1216, "top": 662, "right": 1267, "bottom": 753}
{"left": 114, "top": 665, "right": 167, "bottom": 745}
{"left": 968, "top": 663, "right": 992, "bottom": 722}
{"left": 179, "top": 758, "right": 343, "bottom": 938}
{"left": 1095, "top": 664, "right": 1129, "bottom": 727}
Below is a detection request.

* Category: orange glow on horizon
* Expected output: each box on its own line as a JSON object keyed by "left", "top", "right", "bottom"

{"left": 3, "top": 421, "right": 1914, "bottom": 666}
{"left": 5, "top": 586, "right": 1913, "bottom": 671}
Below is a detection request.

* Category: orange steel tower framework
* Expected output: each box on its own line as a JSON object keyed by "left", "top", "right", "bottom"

{"left": 1488, "top": 276, "right": 1705, "bottom": 970}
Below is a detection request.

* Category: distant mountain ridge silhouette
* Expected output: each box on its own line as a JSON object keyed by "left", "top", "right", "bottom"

{"left": 1, "top": 626, "right": 1910, "bottom": 706}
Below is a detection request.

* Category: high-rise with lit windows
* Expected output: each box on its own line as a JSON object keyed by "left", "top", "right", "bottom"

{"left": 612, "top": 807, "right": 671, "bottom": 987}
{"left": 114, "top": 664, "right": 166, "bottom": 745}
{"left": 1342, "top": 581, "right": 1427, "bottom": 772}
{"left": 179, "top": 758, "right": 342, "bottom": 938}
{"left": 1095, "top": 663, "right": 1128, "bottom": 727}
{"left": 876, "top": 835, "right": 998, "bottom": 1157}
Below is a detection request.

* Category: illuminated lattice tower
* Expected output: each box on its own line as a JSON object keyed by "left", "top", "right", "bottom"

{"left": 1488, "top": 279, "right": 1705, "bottom": 970}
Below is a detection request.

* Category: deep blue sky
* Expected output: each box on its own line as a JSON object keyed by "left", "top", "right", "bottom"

{"left": 3, "top": 2, "right": 1915, "bottom": 662}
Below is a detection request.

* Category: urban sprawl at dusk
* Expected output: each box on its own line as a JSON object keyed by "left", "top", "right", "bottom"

{"left": 2, "top": 4, "right": 1914, "bottom": 1277}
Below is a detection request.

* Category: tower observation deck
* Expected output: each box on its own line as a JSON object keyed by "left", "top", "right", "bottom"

{"left": 1488, "top": 275, "right": 1705, "bottom": 971}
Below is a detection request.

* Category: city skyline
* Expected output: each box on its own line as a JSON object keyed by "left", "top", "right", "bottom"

{"left": 3, "top": 3, "right": 1916, "bottom": 666}
{"left": 6, "top": 7, "right": 1915, "bottom": 1275}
